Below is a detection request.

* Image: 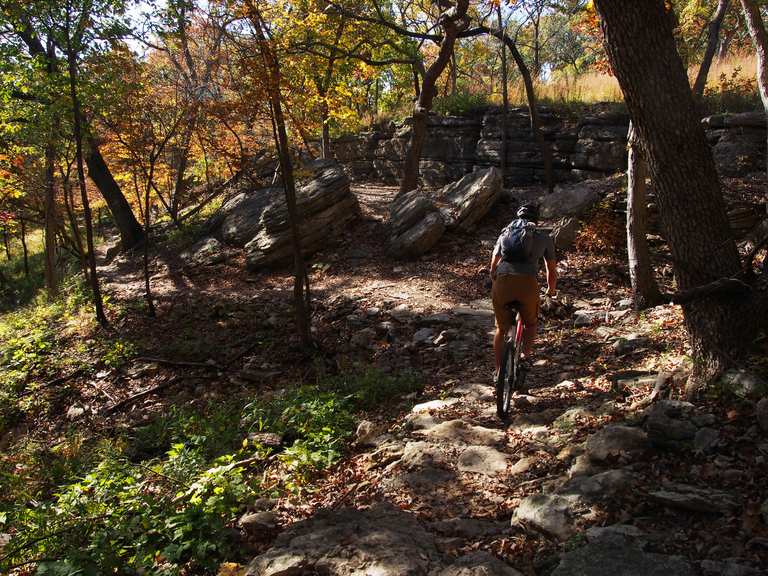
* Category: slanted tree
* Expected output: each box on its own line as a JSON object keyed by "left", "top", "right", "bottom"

{"left": 0, "top": 1, "right": 145, "bottom": 251}
{"left": 242, "top": 0, "right": 312, "bottom": 347}
{"left": 63, "top": 0, "right": 107, "bottom": 326}
{"left": 739, "top": 0, "right": 768, "bottom": 177}
{"left": 461, "top": 23, "right": 554, "bottom": 191}
{"left": 693, "top": 0, "right": 731, "bottom": 100}
{"left": 399, "top": 0, "right": 470, "bottom": 194}
{"left": 594, "top": 0, "right": 768, "bottom": 394}
{"left": 625, "top": 121, "right": 662, "bottom": 309}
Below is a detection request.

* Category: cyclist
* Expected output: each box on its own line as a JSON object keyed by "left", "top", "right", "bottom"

{"left": 490, "top": 204, "right": 557, "bottom": 378}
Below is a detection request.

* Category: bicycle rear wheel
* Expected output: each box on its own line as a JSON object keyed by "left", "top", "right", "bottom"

{"left": 496, "top": 338, "right": 516, "bottom": 419}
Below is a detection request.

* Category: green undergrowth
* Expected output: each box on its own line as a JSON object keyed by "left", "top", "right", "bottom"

{"left": 0, "top": 230, "right": 46, "bottom": 311}
{"left": 432, "top": 91, "right": 490, "bottom": 116}
{"left": 0, "top": 276, "right": 136, "bottom": 439}
{"left": 0, "top": 368, "right": 422, "bottom": 575}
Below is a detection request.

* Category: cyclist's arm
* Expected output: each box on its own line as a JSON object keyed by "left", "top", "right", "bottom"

{"left": 544, "top": 258, "right": 557, "bottom": 296}
{"left": 490, "top": 252, "right": 501, "bottom": 279}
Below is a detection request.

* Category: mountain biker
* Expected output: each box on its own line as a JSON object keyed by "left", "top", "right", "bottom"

{"left": 490, "top": 204, "right": 557, "bottom": 377}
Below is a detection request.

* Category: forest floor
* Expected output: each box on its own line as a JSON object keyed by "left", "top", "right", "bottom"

{"left": 2, "top": 178, "right": 768, "bottom": 575}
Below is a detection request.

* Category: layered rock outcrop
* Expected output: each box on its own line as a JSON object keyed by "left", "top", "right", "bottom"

{"left": 208, "top": 160, "right": 358, "bottom": 270}
{"left": 389, "top": 167, "right": 502, "bottom": 258}
{"left": 331, "top": 106, "right": 766, "bottom": 187}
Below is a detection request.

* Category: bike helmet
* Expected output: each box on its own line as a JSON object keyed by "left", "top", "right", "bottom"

{"left": 516, "top": 203, "right": 540, "bottom": 223}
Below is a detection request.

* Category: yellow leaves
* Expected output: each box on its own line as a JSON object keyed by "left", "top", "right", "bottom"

{"left": 217, "top": 563, "right": 247, "bottom": 576}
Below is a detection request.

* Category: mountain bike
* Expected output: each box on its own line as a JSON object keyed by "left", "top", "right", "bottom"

{"left": 496, "top": 300, "right": 526, "bottom": 419}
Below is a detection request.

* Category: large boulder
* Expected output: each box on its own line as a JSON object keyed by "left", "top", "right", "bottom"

{"left": 388, "top": 168, "right": 501, "bottom": 259}
{"left": 437, "top": 167, "right": 503, "bottom": 231}
{"left": 538, "top": 175, "right": 623, "bottom": 220}
{"left": 388, "top": 190, "right": 447, "bottom": 258}
{"left": 211, "top": 160, "right": 358, "bottom": 270}
{"left": 551, "top": 533, "right": 695, "bottom": 576}
{"left": 246, "top": 503, "right": 524, "bottom": 576}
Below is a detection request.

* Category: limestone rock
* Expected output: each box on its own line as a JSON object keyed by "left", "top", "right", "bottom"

{"left": 585, "top": 524, "right": 646, "bottom": 543}
{"left": 436, "top": 552, "right": 524, "bottom": 576}
{"left": 648, "top": 484, "right": 739, "bottom": 514}
{"left": 458, "top": 446, "right": 509, "bottom": 475}
{"left": 510, "top": 456, "right": 536, "bottom": 476}
{"left": 709, "top": 128, "right": 766, "bottom": 176}
{"left": 586, "top": 425, "right": 649, "bottom": 463}
{"left": 559, "top": 469, "right": 636, "bottom": 500}
{"left": 412, "top": 398, "right": 461, "bottom": 413}
{"left": 390, "top": 190, "right": 440, "bottom": 236}
{"left": 239, "top": 511, "right": 278, "bottom": 533}
{"left": 182, "top": 237, "right": 227, "bottom": 267}
{"left": 613, "top": 334, "right": 650, "bottom": 355}
{"left": 388, "top": 168, "right": 501, "bottom": 258}
{"left": 246, "top": 504, "right": 442, "bottom": 576}
{"left": 413, "top": 327, "right": 435, "bottom": 345}
{"left": 513, "top": 494, "right": 576, "bottom": 540}
{"left": 551, "top": 535, "right": 695, "bottom": 576}
{"left": 429, "top": 518, "right": 507, "bottom": 540}
{"left": 390, "top": 206, "right": 446, "bottom": 259}
{"left": 721, "top": 369, "right": 768, "bottom": 400}
{"left": 385, "top": 185, "right": 462, "bottom": 257}
{"left": 508, "top": 410, "right": 562, "bottom": 434}
{"left": 757, "top": 398, "right": 768, "bottom": 433}
{"left": 437, "top": 167, "right": 502, "bottom": 231}
{"left": 417, "top": 419, "right": 505, "bottom": 445}
{"left": 351, "top": 327, "right": 377, "bottom": 349}
{"left": 553, "top": 217, "right": 580, "bottom": 251}
{"left": 401, "top": 441, "right": 449, "bottom": 470}
{"left": 643, "top": 400, "right": 698, "bottom": 450}
{"left": 390, "top": 303, "right": 412, "bottom": 322}
{"left": 693, "top": 427, "right": 720, "bottom": 453}
{"left": 355, "top": 420, "right": 382, "bottom": 447}
{"left": 211, "top": 161, "right": 358, "bottom": 270}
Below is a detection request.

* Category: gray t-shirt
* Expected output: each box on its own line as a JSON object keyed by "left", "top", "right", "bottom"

{"left": 493, "top": 222, "right": 556, "bottom": 277}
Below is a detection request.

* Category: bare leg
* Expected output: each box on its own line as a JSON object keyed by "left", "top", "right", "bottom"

{"left": 522, "top": 320, "right": 538, "bottom": 357}
{"left": 494, "top": 326, "right": 505, "bottom": 372}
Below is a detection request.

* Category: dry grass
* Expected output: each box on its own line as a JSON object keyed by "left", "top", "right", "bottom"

{"left": 534, "top": 72, "right": 623, "bottom": 104}
{"left": 497, "top": 53, "right": 759, "bottom": 107}
{"left": 698, "top": 53, "right": 757, "bottom": 87}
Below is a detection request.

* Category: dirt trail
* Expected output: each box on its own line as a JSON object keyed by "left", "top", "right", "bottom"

{"left": 94, "top": 184, "right": 766, "bottom": 576}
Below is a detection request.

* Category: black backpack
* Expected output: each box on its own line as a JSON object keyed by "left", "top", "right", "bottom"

{"left": 500, "top": 219, "right": 535, "bottom": 262}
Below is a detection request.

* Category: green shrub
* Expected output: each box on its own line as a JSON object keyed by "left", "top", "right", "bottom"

{"left": 321, "top": 368, "right": 422, "bottom": 410}
{"left": 1, "top": 367, "right": 420, "bottom": 573}
{"left": 432, "top": 91, "right": 490, "bottom": 116}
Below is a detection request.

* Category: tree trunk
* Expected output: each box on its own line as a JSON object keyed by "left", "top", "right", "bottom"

{"left": 85, "top": 138, "right": 145, "bottom": 249}
{"left": 399, "top": 1, "right": 470, "bottom": 194}
{"left": 594, "top": 0, "right": 761, "bottom": 391}
{"left": 62, "top": 173, "right": 88, "bottom": 279}
{"left": 2, "top": 227, "right": 10, "bottom": 260}
{"left": 320, "top": 96, "right": 331, "bottom": 160}
{"left": 249, "top": 4, "right": 311, "bottom": 347}
{"left": 373, "top": 77, "right": 380, "bottom": 122}
{"left": 693, "top": 0, "right": 730, "bottom": 100}
{"left": 143, "top": 170, "right": 156, "bottom": 318}
{"left": 68, "top": 45, "right": 107, "bottom": 326}
{"left": 44, "top": 136, "right": 58, "bottom": 296}
{"left": 626, "top": 121, "right": 662, "bottom": 309}
{"left": 450, "top": 52, "right": 458, "bottom": 95}
{"left": 497, "top": 6, "right": 509, "bottom": 184}
{"left": 20, "top": 218, "right": 29, "bottom": 277}
{"left": 171, "top": 113, "right": 199, "bottom": 221}
{"left": 462, "top": 26, "right": 554, "bottom": 192}
{"left": 740, "top": 0, "right": 768, "bottom": 177}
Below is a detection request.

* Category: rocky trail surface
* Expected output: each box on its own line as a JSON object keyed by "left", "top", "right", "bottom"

{"left": 93, "top": 180, "right": 768, "bottom": 576}
{"left": 245, "top": 318, "right": 768, "bottom": 575}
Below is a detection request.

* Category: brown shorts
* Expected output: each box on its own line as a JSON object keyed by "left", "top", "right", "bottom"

{"left": 492, "top": 273, "right": 539, "bottom": 332}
